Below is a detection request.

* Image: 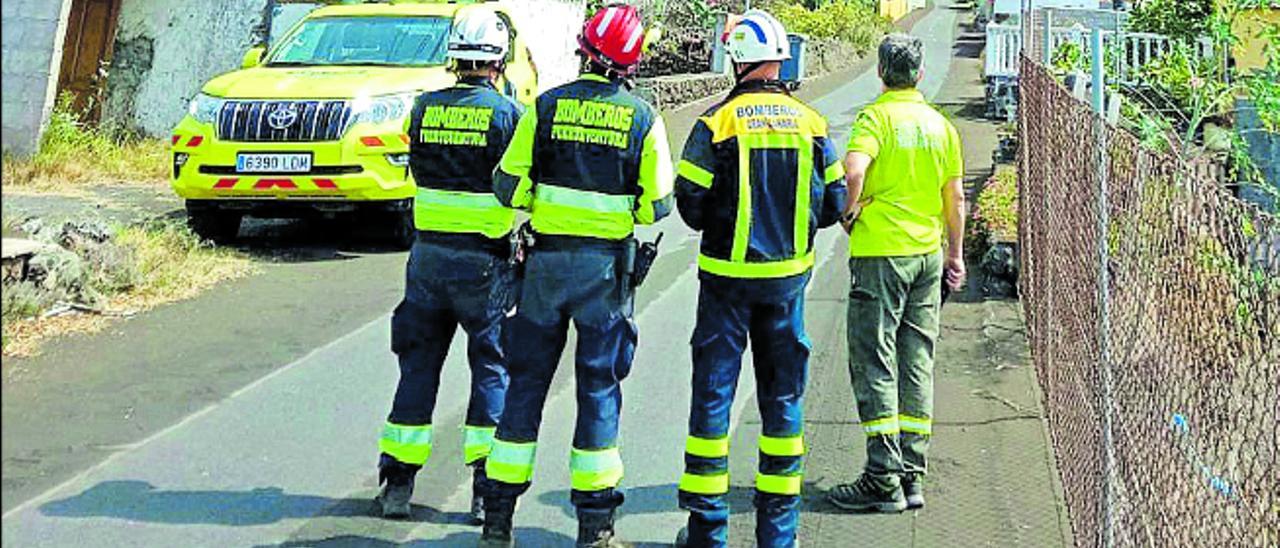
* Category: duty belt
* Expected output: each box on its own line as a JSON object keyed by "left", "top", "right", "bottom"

{"left": 416, "top": 230, "right": 511, "bottom": 259}
{"left": 532, "top": 233, "right": 634, "bottom": 251}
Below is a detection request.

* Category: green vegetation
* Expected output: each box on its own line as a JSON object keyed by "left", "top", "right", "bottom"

{"left": 971, "top": 165, "right": 1018, "bottom": 244}
{"left": 766, "top": 0, "right": 891, "bottom": 53}
{"left": 2, "top": 219, "right": 252, "bottom": 357}
{"left": 1116, "top": 0, "right": 1280, "bottom": 201}
{"left": 1, "top": 93, "right": 168, "bottom": 191}
{"left": 628, "top": 0, "right": 889, "bottom": 76}
{"left": 1128, "top": 0, "right": 1216, "bottom": 42}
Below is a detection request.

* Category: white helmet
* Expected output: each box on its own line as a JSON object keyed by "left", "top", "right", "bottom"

{"left": 724, "top": 9, "right": 791, "bottom": 64}
{"left": 448, "top": 7, "right": 510, "bottom": 62}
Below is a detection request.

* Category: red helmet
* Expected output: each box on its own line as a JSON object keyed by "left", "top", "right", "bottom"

{"left": 578, "top": 4, "right": 647, "bottom": 75}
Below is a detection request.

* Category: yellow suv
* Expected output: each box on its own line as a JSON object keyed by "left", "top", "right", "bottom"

{"left": 171, "top": 0, "right": 537, "bottom": 244}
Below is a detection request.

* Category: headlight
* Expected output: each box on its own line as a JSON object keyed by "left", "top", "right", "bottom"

{"left": 188, "top": 93, "right": 224, "bottom": 125}
{"left": 349, "top": 93, "right": 414, "bottom": 127}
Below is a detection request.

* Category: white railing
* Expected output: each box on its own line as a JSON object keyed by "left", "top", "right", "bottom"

{"left": 986, "top": 23, "right": 1023, "bottom": 78}
{"left": 985, "top": 23, "right": 1215, "bottom": 84}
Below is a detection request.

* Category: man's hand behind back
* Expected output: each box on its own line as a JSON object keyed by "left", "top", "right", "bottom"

{"left": 943, "top": 253, "right": 966, "bottom": 292}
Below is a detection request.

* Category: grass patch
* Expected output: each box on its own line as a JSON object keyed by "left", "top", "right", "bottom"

{"left": 2, "top": 220, "right": 253, "bottom": 358}
{"left": 1, "top": 93, "right": 168, "bottom": 192}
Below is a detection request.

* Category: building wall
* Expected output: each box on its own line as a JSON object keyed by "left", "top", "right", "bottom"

{"left": 1, "top": 0, "right": 72, "bottom": 157}
{"left": 102, "top": 0, "right": 269, "bottom": 137}
{"left": 501, "top": 0, "right": 587, "bottom": 91}
{"left": 102, "top": 0, "right": 585, "bottom": 138}
{"left": 4, "top": 0, "right": 588, "bottom": 150}
{"left": 1233, "top": 8, "right": 1279, "bottom": 75}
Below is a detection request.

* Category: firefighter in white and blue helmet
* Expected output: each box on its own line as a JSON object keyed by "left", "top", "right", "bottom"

{"left": 674, "top": 9, "right": 848, "bottom": 547}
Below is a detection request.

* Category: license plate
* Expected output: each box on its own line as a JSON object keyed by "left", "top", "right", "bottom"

{"left": 236, "top": 153, "right": 312, "bottom": 173}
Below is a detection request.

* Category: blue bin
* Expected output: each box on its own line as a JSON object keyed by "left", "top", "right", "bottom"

{"left": 780, "top": 34, "right": 807, "bottom": 83}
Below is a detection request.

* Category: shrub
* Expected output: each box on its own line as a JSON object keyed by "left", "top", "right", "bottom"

{"left": 2, "top": 92, "right": 167, "bottom": 188}
{"left": 971, "top": 166, "right": 1019, "bottom": 244}
{"left": 765, "top": 0, "right": 890, "bottom": 54}
{"left": 1128, "top": 0, "right": 1216, "bottom": 42}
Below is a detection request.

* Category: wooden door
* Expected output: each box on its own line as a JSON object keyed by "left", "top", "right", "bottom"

{"left": 56, "top": 0, "right": 123, "bottom": 122}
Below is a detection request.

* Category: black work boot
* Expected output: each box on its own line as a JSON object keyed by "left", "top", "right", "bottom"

{"left": 577, "top": 507, "right": 627, "bottom": 547}
{"left": 479, "top": 496, "right": 516, "bottom": 548}
{"left": 826, "top": 473, "right": 907, "bottom": 514}
{"left": 468, "top": 460, "right": 487, "bottom": 526}
{"left": 901, "top": 473, "right": 925, "bottom": 510}
{"left": 375, "top": 457, "right": 418, "bottom": 519}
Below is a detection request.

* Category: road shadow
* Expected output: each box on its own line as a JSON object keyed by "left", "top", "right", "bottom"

{"left": 150, "top": 209, "right": 407, "bottom": 263}
{"left": 535, "top": 481, "right": 842, "bottom": 520}
{"left": 38, "top": 480, "right": 469, "bottom": 527}
{"left": 254, "top": 528, "right": 578, "bottom": 548}
{"left": 952, "top": 32, "right": 985, "bottom": 59}
{"left": 934, "top": 99, "right": 989, "bottom": 122}
{"left": 234, "top": 216, "right": 409, "bottom": 262}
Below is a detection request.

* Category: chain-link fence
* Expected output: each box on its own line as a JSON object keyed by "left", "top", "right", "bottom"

{"left": 1018, "top": 58, "right": 1279, "bottom": 546}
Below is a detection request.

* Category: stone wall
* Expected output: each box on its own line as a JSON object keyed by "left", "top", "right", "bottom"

{"left": 103, "top": 0, "right": 269, "bottom": 137}
{"left": 635, "top": 38, "right": 867, "bottom": 113}
{"left": 1, "top": 0, "right": 72, "bottom": 157}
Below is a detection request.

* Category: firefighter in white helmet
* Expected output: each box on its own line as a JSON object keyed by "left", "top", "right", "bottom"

{"left": 673, "top": 9, "right": 847, "bottom": 548}
{"left": 374, "top": 6, "right": 523, "bottom": 523}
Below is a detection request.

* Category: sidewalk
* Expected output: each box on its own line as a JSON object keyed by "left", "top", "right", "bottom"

{"left": 733, "top": 9, "right": 1073, "bottom": 547}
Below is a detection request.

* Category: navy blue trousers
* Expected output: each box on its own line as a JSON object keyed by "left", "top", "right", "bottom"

{"left": 484, "top": 245, "right": 636, "bottom": 512}
{"left": 679, "top": 275, "right": 811, "bottom": 548}
{"left": 386, "top": 240, "right": 513, "bottom": 466}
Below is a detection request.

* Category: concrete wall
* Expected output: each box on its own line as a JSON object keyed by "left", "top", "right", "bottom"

{"left": 101, "top": 0, "right": 584, "bottom": 137}
{"left": 102, "top": 0, "right": 269, "bottom": 137}
{"left": 1, "top": 0, "right": 72, "bottom": 157}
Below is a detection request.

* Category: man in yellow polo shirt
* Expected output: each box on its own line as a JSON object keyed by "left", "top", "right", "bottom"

{"left": 827, "top": 33, "right": 966, "bottom": 514}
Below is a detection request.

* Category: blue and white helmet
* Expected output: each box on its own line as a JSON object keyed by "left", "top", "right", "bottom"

{"left": 724, "top": 9, "right": 791, "bottom": 64}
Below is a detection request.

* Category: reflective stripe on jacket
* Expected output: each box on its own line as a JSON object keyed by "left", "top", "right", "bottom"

{"left": 493, "top": 73, "right": 674, "bottom": 240}
{"left": 675, "top": 81, "right": 848, "bottom": 279}
{"left": 406, "top": 77, "right": 522, "bottom": 239}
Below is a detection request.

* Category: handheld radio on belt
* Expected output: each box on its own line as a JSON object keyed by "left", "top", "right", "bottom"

{"left": 631, "top": 232, "right": 663, "bottom": 288}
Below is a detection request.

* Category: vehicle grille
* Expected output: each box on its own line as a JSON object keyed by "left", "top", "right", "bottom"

{"left": 216, "top": 100, "right": 352, "bottom": 142}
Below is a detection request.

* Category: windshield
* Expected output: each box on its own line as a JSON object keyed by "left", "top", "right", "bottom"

{"left": 267, "top": 16, "right": 451, "bottom": 67}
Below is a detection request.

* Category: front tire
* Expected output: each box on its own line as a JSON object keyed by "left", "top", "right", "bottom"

{"left": 389, "top": 209, "right": 415, "bottom": 250}
{"left": 186, "top": 204, "right": 242, "bottom": 244}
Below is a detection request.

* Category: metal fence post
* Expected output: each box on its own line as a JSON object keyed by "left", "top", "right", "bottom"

{"left": 1043, "top": 10, "right": 1054, "bottom": 64}
{"left": 1091, "top": 25, "right": 1117, "bottom": 548}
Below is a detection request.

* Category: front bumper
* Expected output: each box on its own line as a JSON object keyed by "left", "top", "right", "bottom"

{"left": 170, "top": 116, "right": 414, "bottom": 203}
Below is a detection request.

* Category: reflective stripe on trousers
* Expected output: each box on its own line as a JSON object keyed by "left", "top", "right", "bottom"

{"left": 570, "top": 447, "right": 624, "bottom": 492}
{"left": 464, "top": 426, "right": 498, "bottom": 464}
{"left": 487, "top": 439, "right": 537, "bottom": 484}
{"left": 380, "top": 423, "right": 433, "bottom": 465}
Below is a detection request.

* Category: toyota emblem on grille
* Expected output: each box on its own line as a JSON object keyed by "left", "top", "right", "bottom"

{"left": 267, "top": 104, "right": 299, "bottom": 130}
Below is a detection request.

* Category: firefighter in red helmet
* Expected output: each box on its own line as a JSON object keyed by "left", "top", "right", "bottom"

{"left": 480, "top": 4, "right": 673, "bottom": 548}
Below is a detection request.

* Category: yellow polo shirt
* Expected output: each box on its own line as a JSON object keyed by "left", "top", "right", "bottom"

{"left": 846, "top": 89, "right": 963, "bottom": 257}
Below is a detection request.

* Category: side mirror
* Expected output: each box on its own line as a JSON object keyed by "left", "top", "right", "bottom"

{"left": 242, "top": 46, "right": 266, "bottom": 69}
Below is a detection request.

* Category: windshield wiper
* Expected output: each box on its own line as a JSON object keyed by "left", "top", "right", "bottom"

{"left": 266, "top": 61, "right": 321, "bottom": 67}
{"left": 327, "top": 61, "right": 411, "bottom": 67}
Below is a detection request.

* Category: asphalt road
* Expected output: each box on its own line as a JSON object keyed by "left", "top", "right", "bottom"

{"left": 2, "top": 3, "right": 1070, "bottom": 546}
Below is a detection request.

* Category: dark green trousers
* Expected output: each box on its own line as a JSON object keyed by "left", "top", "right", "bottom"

{"left": 846, "top": 252, "right": 942, "bottom": 486}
